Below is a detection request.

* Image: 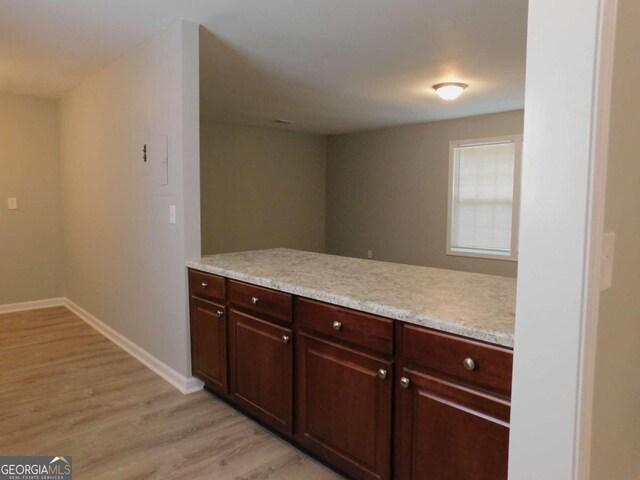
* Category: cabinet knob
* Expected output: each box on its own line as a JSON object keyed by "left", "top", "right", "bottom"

{"left": 400, "top": 377, "right": 411, "bottom": 389}
{"left": 377, "top": 369, "right": 388, "bottom": 380}
{"left": 332, "top": 321, "right": 343, "bottom": 331}
{"left": 216, "top": 310, "right": 224, "bottom": 317}
{"left": 282, "top": 335, "right": 290, "bottom": 344}
{"left": 201, "top": 282, "right": 208, "bottom": 288}
{"left": 463, "top": 357, "right": 477, "bottom": 371}
{"left": 251, "top": 296, "right": 260, "bottom": 305}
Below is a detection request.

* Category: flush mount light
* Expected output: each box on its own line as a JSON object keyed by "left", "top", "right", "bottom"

{"left": 273, "top": 119, "right": 294, "bottom": 124}
{"left": 433, "top": 82, "right": 468, "bottom": 101}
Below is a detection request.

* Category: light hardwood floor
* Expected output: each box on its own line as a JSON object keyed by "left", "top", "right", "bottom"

{"left": 0, "top": 306, "right": 343, "bottom": 479}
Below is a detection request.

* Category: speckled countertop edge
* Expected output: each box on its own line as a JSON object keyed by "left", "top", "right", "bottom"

{"left": 187, "top": 249, "right": 515, "bottom": 348}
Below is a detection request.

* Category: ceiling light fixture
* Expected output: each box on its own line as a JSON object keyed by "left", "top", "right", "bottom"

{"left": 433, "top": 82, "right": 468, "bottom": 101}
{"left": 274, "top": 119, "right": 294, "bottom": 124}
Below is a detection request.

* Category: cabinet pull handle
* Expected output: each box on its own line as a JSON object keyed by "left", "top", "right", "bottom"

{"left": 400, "top": 377, "right": 411, "bottom": 389}
{"left": 282, "top": 335, "right": 290, "bottom": 344}
{"left": 251, "top": 296, "right": 260, "bottom": 305}
{"left": 332, "top": 321, "right": 343, "bottom": 331}
{"left": 377, "top": 369, "right": 388, "bottom": 380}
{"left": 201, "top": 282, "right": 208, "bottom": 288}
{"left": 463, "top": 357, "right": 477, "bottom": 371}
{"left": 216, "top": 310, "right": 224, "bottom": 317}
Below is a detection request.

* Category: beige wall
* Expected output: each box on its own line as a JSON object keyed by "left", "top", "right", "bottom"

{"left": 59, "top": 20, "right": 200, "bottom": 379}
{"left": 201, "top": 123, "right": 326, "bottom": 255}
{"left": 0, "top": 94, "right": 65, "bottom": 305}
{"left": 590, "top": 0, "right": 640, "bottom": 477}
{"left": 326, "top": 110, "right": 523, "bottom": 277}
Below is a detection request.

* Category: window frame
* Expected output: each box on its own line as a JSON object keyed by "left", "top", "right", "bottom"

{"left": 446, "top": 134, "right": 523, "bottom": 262}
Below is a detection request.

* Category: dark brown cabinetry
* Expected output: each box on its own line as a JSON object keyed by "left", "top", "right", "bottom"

{"left": 190, "top": 269, "right": 225, "bottom": 303}
{"left": 296, "top": 298, "right": 394, "bottom": 356}
{"left": 296, "top": 332, "right": 392, "bottom": 480}
{"left": 229, "top": 279, "right": 292, "bottom": 324}
{"left": 229, "top": 309, "right": 293, "bottom": 435}
{"left": 188, "top": 268, "right": 513, "bottom": 480}
{"left": 189, "top": 270, "right": 228, "bottom": 395}
{"left": 395, "top": 324, "right": 513, "bottom": 480}
{"left": 189, "top": 297, "right": 228, "bottom": 395}
{"left": 402, "top": 324, "right": 513, "bottom": 397}
{"left": 395, "top": 369, "right": 510, "bottom": 480}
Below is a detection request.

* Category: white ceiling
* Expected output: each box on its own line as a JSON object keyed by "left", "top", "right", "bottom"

{"left": 0, "top": 0, "right": 528, "bottom": 134}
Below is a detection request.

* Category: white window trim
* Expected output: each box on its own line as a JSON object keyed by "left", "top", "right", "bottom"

{"left": 446, "top": 134, "right": 523, "bottom": 262}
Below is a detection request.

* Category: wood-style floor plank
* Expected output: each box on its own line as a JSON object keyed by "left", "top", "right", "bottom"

{"left": 0, "top": 306, "right": 343, "bottom": 479}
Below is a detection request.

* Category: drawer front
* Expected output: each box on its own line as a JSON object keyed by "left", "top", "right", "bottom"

{"left": 296, "top": 298, "right": 393, "bottom": 356}
{"left": 402, "top": 324, "right": 513, "bottom": 397}
{"left": 189, "top": 269, "right": 225, "bottom": 302}
{"left": 228, "top": 280, "right": 292, "bottom": 324}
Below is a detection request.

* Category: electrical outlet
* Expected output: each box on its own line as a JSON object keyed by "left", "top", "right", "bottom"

{"left": 367, "top": 250, "right": 373, "bottom": 259}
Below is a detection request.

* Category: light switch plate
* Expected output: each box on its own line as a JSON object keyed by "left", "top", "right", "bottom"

{"left": 600, "top": 232, "right": 615, "bottom": 290}
{"left": 7, "top": 198, "right": 17, "bottom": 210}
{"left": 169, "top": 204, "right": 176, "bottom": 225}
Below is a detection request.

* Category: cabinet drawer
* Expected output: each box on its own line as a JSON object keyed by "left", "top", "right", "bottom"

{"left": 296, "top": 298, "right": 393, "bottom": 356}
{"left": 228, "top": 280, "right": 292, "bottom": 324}
{"left": 402, "top": 324, "right": 513, "bottom": 397}
{"left": 189, "top": 269, "right": 225, "bottom": 302}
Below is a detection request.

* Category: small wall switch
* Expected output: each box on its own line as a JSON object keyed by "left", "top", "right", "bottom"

{"left": 367, "top": 250, "right": 373, "bottom": 259}
{"left": 600, "top": 232, "right": 615, "bottom": 290}
{"left": 7, "top": 198, "right": 18, "bottom": 210}
{"left": 169, "top": 204, "right": 176, "bottom": 225}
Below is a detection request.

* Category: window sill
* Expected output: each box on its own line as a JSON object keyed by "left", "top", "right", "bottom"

{"left": 446, "top": 248, "right": 518, "bottom": 262}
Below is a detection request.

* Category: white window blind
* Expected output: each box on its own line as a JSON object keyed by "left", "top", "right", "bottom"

{"left": 448, "top": 139, "right": 519, "bottom": 259}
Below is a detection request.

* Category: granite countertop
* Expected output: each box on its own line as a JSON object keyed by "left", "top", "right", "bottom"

{"left": 187, "top": 248, "right": 516, "bottom": 348}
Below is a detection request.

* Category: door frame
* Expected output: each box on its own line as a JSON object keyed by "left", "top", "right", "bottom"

{"left": 509, "top": 0, "right": 618, "bottom": 478}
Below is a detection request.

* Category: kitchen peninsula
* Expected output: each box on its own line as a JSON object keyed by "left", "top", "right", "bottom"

{"left": 187, "top": 248, "right": 516, "bottom": 480}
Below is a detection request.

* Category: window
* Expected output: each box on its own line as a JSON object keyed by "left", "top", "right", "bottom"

{"left": 447, "top": 135, "right": 522, "bottom": 261}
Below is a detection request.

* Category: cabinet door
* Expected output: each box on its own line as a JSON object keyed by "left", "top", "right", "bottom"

{"left": 395, "top": 368, "right": 510, "bottom": 480}
{"left": 230, "top": 310, "right": 293, "bottom": 435}
{"left": 190, "top": 297, "right": 228, "bottom": 395}
{"left": 296, "top": 333, "right": 392, "bottom": 480}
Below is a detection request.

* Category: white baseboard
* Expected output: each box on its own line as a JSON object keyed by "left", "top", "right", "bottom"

{"left": 1, "top": 295, "right": 203, "bottom": 394}
{"left": 0, "top": 297, "right": 66, "bottom": 314}
{"left": 64, "top": 298, "right": 203, "bottom": 394}
{"left": 62, "top": 298, "right": 203, "bottom": 395}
